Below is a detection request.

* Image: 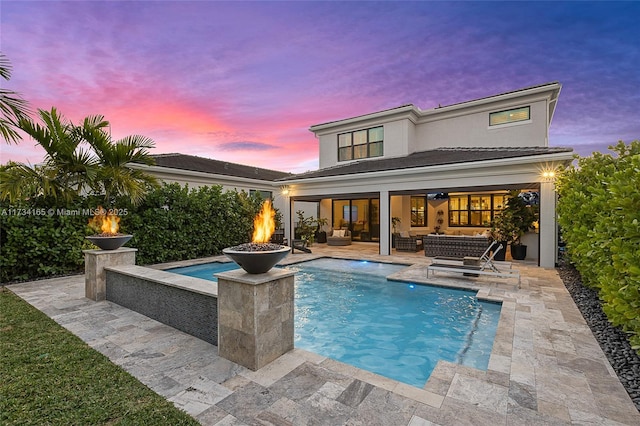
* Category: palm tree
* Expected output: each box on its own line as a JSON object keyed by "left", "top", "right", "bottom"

{"left": 79, "top": 114, "right": 159, "bottom": 205}
{"left": 0, "top": 108, "right": 158, "bottom": 204}
{"left": 0, "top": 107, "right": 94, "bottom": 202}
{"left": 0, "top": 53, "right": 31, "bottom": 144}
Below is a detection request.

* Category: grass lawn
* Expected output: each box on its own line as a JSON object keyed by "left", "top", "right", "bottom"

{"left": 0, "top": 287, "right": 199, "bottom": 425}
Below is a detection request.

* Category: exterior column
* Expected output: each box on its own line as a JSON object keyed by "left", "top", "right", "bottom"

{"left": 216, "top": 268, "right": 295, "bottom": 371}
{"left": 539, "top": 180, "right": 557, "bottom": 268}
{"left": 379, "top": 190, "right": 390, "bottom": 255}
{"left": 84, "top": 247, "right": 137, "bottom": 301}
{"left": 287, "top": 197, "right": 294, "bottom": 245}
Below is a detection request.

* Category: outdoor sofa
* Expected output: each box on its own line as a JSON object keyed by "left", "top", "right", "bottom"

{"left": 424, "top": 234, "right": 490, "bottom": 258}
{"left": 327, "top": 229, "right": 352, "bottom": 246}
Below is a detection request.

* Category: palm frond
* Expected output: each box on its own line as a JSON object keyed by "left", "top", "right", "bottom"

{"left": 0, "top": 53, "right": 32, "bottom": 143}
{"left": 0, "top": 162, "right": 75, "bottom": 203}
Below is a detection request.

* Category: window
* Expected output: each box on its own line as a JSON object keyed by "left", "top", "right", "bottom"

{"left": 410, "top": 197, "right": 426, "bottom": 227}
{"left": 337, "top": 126, "right": 383, "bottom": 162}
{"left": 250, "top": 190, "right": 273, "bottom": 200}
{"left": 489, "top": 106, "right": 530, "bottom": 126}
{"left": 449, "top": 193, "right": 506, "bottom": 226}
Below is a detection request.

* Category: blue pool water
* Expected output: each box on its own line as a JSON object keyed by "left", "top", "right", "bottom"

{"left": 168, "top": 258, "right": 501, "bottom": 387}
{"left": 167, "top": 262, "right": 238, "bottom": 280}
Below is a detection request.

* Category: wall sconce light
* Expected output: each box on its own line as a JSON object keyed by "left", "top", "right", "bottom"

{"left": 539, "top": 164, "right": 559, "bottom": 182}
{"left": 280, "top": 185, "right": 290, "bottom": 196}
{"left": 542, "top": 170, "right": 556, "bottom": 180}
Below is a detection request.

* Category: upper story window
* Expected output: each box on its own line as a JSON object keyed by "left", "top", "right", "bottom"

{"left": 489, "top": 106, "right": 530, "bottom": 126}
{"left": 338, "top": 126, "right": 383, "bottom": 162}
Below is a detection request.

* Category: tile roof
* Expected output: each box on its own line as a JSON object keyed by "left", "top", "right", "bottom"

{"left": 149, "top": 153, "right": 292, "bottom": 182}
{"left": 278, "top": 147, "right": 573, "bottom": 181}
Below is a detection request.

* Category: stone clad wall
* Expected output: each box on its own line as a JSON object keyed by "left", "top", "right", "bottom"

{"left": 217, "top": 268, "right": 295, "bottom": 371}
{"left": 105, "top": 266, "right": 218, "bottom": 345}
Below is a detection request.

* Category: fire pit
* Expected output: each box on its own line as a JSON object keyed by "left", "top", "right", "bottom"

{"left": 223, "top": 243, "right": 290, "bottom": 274}
{"left": 223, "top": 200, "right": 290, "bottom": 274}
{"left": 86, "top": 234, "right": 133, "bottom": 250}
{"left": 86, "top": 207, "right": 132, "bottom": 250}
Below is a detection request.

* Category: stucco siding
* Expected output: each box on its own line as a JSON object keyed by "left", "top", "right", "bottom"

{"left": 415, "top": 99, "right": 549, "bottom": 150}
{"left": 318, "top": 133, "right": 337, "bottom": 169}
{"left": 318, "top": 118, "right": 415, "bottom": 169}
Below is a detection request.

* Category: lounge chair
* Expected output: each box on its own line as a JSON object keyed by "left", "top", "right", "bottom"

{"left": 292, "top": 239, "right": 312, "bottom": 253}
{"left": 427, "top": 242, "right": 520, "bottom": 283}
{"left": 434, "top": 241, "right": 499, "bottom": 269}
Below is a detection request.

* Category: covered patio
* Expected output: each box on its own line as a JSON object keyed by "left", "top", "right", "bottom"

{"left": 280, "top": 147, "right": 572, "bottom": 267}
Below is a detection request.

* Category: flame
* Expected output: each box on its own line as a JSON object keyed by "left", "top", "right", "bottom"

{"left": 88, "top": 207, "right": 120, "bottom": 235}
{"left": 252, "top": 200, "right": 275, "bottom": 243}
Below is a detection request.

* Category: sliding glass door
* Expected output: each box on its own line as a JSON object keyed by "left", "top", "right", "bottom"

{"left": 332, "top": 198, "right": 379, "bottom": 241}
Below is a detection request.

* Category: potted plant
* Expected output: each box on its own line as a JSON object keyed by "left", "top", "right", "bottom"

{"left": 490, "top": 191, "right": 538, "bottom": 260}
{"left": 315, "top": 217, "right": 329, "bottom": 243}
{"left": 295, "top": 210, "right": 316, "bottom": 246}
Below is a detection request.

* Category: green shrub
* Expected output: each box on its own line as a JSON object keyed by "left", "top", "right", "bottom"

{"left": 121, "top": 183, "right": 262, "bottom": 265}
{"left": 0, "top": 183, "right": 264, "bottom": 282}
{"left": 557, "top": 140, "right": 640, "bottom": 351}
{"left": 0, "top": 198, "right": 92, "bottom": 282}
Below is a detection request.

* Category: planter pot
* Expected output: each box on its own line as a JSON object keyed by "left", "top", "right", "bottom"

{"left": 492, "top": 241, "right": 508, "bottom": 261}
{"left": 316, "top": 231, "right": 327, "bottom": 244}
{"left": 511, "top": 244, "right": 527, "bottom": 260}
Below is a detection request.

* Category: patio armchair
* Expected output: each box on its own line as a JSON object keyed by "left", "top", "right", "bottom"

{"left": 394, "top": 233, "right": 424, "bottom": 252}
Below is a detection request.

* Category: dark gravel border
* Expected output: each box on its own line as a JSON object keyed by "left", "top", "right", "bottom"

{"left": 557, "top": 261, "right": 640, "bottom": 411}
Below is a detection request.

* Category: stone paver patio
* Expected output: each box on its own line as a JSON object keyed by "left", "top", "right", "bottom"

{"left": 8, "top": 243, "right": 640, "bottom": 425}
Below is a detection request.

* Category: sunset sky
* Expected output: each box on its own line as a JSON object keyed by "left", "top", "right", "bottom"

{"left": 1, "top": 1, "right": 638, "bottom": 173}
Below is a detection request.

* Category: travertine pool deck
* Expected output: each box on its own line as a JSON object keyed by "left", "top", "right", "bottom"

{"left": 8, "top": 243, "right": 640, "bottom": 425}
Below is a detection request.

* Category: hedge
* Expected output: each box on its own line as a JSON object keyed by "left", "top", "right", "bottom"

{"left": 557, "top": 140, "right": 640, "bottom": 351}
{"left": 0, "top": 183, "right": 263, "bottom": 283}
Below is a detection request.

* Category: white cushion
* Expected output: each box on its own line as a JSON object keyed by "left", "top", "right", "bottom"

{"left": 334, "top": 229, "right": 344, "bottom": 238}
{"left": 400, "top": 231, "right": 410, "bottom": 238}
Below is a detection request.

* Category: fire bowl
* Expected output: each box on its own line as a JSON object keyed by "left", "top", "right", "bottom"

{"left": 223, "top": 244, "right": 291, "bottom": 274}
{"left": 86, "top": 234, "right": 133, "bottom": 250}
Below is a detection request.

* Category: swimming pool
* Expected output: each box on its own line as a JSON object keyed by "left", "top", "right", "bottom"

{"left": 168, "top": 258, "right": 501, "bottom": 387}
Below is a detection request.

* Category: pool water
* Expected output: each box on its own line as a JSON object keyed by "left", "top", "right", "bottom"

{"left": 166, "top": 261, "right": 238, "bottom": 281}
{"left": 167, "top": 258, "right": 501, "bottom": 388}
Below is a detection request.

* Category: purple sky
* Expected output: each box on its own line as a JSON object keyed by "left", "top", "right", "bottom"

{"left": 1, "top": 1, "right": 638, "bottom": 173}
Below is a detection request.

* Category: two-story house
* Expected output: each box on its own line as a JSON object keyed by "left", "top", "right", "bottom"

{"left": 278, "top": 82, "right": 574, "bottom": 267}
{"left": 131, "top": 82, "right": 572, "bottom": 267}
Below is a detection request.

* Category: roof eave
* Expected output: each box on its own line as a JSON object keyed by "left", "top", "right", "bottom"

{"left": 278, "top": 150, "right": 574, "bottom": 184}
{"left": 128, "top": 163, "right": 282, "bottom": 186}
{"left": 309, "top": 82, "right": 563, "bottom": 133}
{"left": 421, "top": 82, "right": 562, "bottom": 119}
{"left": 309, "top": 105, "right": 420, "bottom": 133}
